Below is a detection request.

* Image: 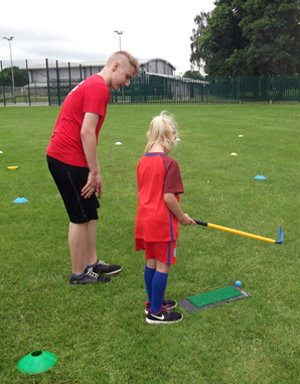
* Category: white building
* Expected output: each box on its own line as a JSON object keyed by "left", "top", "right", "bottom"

{"left": 28, "top": 58, "right": 176, "bottom": 86}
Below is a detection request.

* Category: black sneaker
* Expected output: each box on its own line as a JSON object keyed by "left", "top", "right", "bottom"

{"left": 146, "top": 306, "right": 183, "bottom": 324}
{"left": 69, "top": 268, "right": 111, "bottom": 285}
{"left": 92, "top": 259, "right": 122, "bottom": 275}
{"left": 144, "top": 299, "right": 177, "bottom": 314}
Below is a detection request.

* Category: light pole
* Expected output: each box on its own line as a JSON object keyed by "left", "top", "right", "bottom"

{"left": 114, "top": 30, "right": 124, "bottom": 50}
{"left": 113, "top": 31, "right": 125, "bottom": 101}
{"left": 3, "top": 36, "right": 15, "bottom": 103}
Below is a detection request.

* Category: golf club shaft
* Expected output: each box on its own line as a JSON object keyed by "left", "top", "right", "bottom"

{"left": 207, "top": 223, "right": 276, "bottom": 244}
{"left": 193, "top": 219, "right": 276, "bottom": 244}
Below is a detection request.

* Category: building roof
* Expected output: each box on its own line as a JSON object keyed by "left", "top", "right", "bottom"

{"left": 139, "top": 58, "right": 176, "bottom": 70}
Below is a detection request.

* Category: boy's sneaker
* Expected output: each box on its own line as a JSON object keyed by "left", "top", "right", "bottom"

{"left": 144, "top": 299, "right": 177, "bottom": 315}
{"left": 146, "top": 306, "right": 183, "bottom": 324}
{"left": 69, "top": 268, "right": 111, "bottom": 285}
{"left": 91, "top": 259, "right": 122, "bottom": 275}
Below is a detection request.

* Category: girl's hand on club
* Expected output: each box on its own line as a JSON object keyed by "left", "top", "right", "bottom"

{"left": 180, "top": 214, "right": 197, "bottom": 226}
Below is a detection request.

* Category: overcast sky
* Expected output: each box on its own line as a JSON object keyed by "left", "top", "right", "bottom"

{"left": 0, "top": 0, "right": 215, "bottom": 74}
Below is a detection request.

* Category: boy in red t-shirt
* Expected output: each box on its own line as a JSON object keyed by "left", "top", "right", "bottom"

{"left": 135, "top": 112, "right": 196, "bottom": 324}
{"left": 47, "top": 51, "right": 139, "bottom": 285}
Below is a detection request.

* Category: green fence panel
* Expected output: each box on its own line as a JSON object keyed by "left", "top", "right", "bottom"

{"left": 1, "top": 57, "right": 300, "bottom": 106}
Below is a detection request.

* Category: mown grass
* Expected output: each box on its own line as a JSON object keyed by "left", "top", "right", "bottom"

{"left": 0, "top": 103, "right": 299, "bottom": 383}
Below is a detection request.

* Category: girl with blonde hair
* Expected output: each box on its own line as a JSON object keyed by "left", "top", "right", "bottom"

{"left": 135, "top": 112, "right": 196, "bottom": 324}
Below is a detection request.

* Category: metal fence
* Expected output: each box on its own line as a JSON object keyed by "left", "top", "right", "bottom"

{"left": 1, "top": 59, "right": 300, "bottom": 106}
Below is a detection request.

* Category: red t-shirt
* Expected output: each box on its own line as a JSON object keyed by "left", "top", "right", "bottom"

{"left": 46, "top": 74, "right": 110, "bottom": 167}
{"left": 135, "top": 153, "right": 184, "bottom": 242}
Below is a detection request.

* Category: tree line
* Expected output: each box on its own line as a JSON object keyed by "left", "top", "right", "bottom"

{"left": 0, "top": 66, "right": 28, "bottom": 86}
{"left": 189, "top": 0, "right": 300, "bottom": 77}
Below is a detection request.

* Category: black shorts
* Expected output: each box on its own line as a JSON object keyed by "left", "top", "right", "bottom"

{"left": 47, "top": 155, "right": 100, "bottom": 224}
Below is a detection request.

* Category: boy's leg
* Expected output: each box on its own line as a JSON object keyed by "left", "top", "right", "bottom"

{"left": 85, "top": 219, "right": 98, "bottom": 266}
{"left": 69, "top": 222, "right": 88, "bottom": 275}
{"left": 84, "top": 218, "right": 122, "bottom": 275}
{"left": 69, "top": 221, "right": 111, "bottom": 284}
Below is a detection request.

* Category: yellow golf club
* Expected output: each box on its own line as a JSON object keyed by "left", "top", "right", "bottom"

{"left": 193, "top": 219, "right": 283, "bottom": 244}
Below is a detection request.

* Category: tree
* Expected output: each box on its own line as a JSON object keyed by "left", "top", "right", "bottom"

{"left": 183, "top": 70, "right": 205, "bottom": 80}
{"left": 190, "top": 0, "right": 300, "bottom": 76}
{"left": 0, "top": 66, "right": 28, "bottom": 86}
{"left": 190, "top": 11, "right": 211, "bottom": 72}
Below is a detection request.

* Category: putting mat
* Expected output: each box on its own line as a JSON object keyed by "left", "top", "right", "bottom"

{"left": 180, "top": 286, "right": 251, "bottom": 313}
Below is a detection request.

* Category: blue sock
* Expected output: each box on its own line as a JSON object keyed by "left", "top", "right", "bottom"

{"left": 150, "top": 271, "right": 168, "bottom": 314}
{"left": 144, "top": 264, "right": 156, "bottom": 303}
{"left": 86, "top": 260, "right": 98, "bottom": 269}
{"left": 72, "top": 271, "right": 86, "bottom": 279}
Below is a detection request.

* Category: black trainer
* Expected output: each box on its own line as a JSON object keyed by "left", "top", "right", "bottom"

{"left": 69, "top": 268, "right": 111, "bottom": 285}
{"left": 146, "top": 306, "right": 183, "bottom": 324}
{"left": 92, "top": 259, "right": 122, "bottom": 275}
{"left": 144, "top": 299, "right": 177, "bottom": 314}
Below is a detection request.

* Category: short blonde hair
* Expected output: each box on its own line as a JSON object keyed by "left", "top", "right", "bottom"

{"left": 144, "top": 111, "right": 178, "bottom": 154}
{"left": 106, "top": 51, "right": 139, "bottom": 76}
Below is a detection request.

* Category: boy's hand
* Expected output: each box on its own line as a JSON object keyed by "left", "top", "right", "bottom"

{"left": 81, "top": 173, "right": 103, "bottom": 199}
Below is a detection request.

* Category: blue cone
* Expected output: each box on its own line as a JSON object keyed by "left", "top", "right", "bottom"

{"left": 254, "top": 175, "right": 266, "bottom": 180}
{"left": 14, "top": 197, "right": 28, "bottom": 203}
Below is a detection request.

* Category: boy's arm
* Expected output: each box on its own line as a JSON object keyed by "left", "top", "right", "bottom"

{"left": 164, "top": 193, "right": 196, "bottom": 226}
{"left": 80, "top": 112, "right": 102, "bottom": 199}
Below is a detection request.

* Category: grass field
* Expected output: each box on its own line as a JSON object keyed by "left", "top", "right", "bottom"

{"left": 0, "top": 103, "right": 299, "bottom": 383}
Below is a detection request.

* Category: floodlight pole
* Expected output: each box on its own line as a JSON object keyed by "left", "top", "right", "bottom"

{"left": 113, "top": 30, "right": 125, "bottom": 102}
{"left": 114, "top": 30, "right": 124, "bottom": 51}
{"left": 3, "top": 36, "right": 16, "bottom": 103}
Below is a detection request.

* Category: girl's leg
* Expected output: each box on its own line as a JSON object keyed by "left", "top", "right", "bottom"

{"left": 144, "top": 259, "right": 156, "bottom": 303}
{"left": 155, "top": 260, "right": 171, "bottom": 274}
{"left": 150, "top": 260, "right": 170, "bottom": 314}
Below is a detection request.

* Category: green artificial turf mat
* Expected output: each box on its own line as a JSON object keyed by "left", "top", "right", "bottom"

{"left": 179, "top": 286, "right": 251, "bottom": 313}
{"left": 187, "top": 286, "right": 242, "bottom": 307}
